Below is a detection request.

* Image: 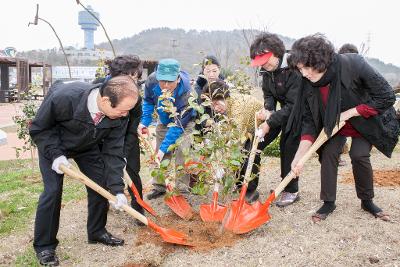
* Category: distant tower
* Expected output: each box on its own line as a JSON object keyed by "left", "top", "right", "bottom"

{"left": 78, "top": 5, "right": 99, "bottom": 50}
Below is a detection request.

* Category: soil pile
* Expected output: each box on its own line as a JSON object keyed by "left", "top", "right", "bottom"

{"left": 136, "top": 213, "right": 241, "bottom": 252}
{"left": 341, "top": 169, "right": 400, "bottom": 186}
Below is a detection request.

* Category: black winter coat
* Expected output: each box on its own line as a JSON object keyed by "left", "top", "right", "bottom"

{"left": 261, "top": 61, "right": 303, "bottom": 132}
{"left": 30, "top": 81, "right": 129, "bottom": 194}
{"left": 300, "top": 54, "right": 399, "bottom": 157}
{"left": 124, "top": 96, "right": 142, "bottom": 158}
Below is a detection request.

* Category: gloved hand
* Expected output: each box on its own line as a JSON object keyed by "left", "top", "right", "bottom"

{"left": 255, "top": 122, "right": 270, "bottom": 141}
{"left": 255, "top": 128, "right": 265, "bottom": 141}
{"left": 51, "top": 155, "right": 71, "bottom": 174}
{"left": 215, "top": 168, "right": 225, "bottom": 179}
{"left": 111, "top": 193, "right": 128, "bottom": 211}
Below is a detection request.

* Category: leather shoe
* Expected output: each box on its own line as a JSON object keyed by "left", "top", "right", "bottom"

{"left": 36, "top": 250, "right": 59, "bottom": 266}
{"left": 146, "top": 189, "right": 165, "bottom": 200}
{"left": 88, "top": 232, "right": 124, "bottom": 246}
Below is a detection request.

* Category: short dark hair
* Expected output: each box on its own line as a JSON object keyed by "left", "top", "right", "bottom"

{"left": 288, "top": 33, "right": 335, "bottom": 72}
{"left": 101, "top": 75, "right": 138, "bottom": 107}
{"left": 338, "top": 43, "right": 359, "bottom": 54}
{"left": 202, "top": 79, "right": 230, "bottom": 101}
{"left": 202, "top": 55, "right": 220, "bottom": 68}
{"left": 106, "top": 55, "right": 143, "bottom": 79}
{"left": 250, "top": 33, "right": 286, "bottom": 59}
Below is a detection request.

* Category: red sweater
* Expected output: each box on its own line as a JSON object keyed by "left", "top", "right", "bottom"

{"left": 301, "top": 85, "right": 378, "bottom": 142}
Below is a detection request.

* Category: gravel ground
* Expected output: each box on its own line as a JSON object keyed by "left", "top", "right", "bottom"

{"left": 1, "top": 146, "right": 399, "bottom": 266}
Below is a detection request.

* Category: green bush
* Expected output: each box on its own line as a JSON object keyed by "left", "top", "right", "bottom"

{"left": 263, "top": 135, "right": 280, "bottom": 157}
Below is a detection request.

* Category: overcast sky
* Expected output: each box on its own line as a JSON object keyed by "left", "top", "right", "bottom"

{"left": 1, "top": 0, "right": 398, "bottom": 66}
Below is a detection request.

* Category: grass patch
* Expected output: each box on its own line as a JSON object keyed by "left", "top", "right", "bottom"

{"left": 14, "top": 247, "right": 39, "bottom": 267}
{"left": 0, "top": 159, "right": 86, "bottom": 237}
{"left": 14, "top": 245, "right": 73, "bottom": 266}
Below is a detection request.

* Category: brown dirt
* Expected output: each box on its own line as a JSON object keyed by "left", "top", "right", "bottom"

{"left": 136, "top": 213, "right": 241, "bottom": 253}
{"left": 341, "top": 169, "right": 400, "bottom": 186}
{"left": 1, "top": 146, "right": 400, "bottom": 266}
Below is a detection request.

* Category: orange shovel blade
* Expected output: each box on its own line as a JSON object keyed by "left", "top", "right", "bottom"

{"left": 199, "top": 192, "right": 228, "bottom": 222}
{"left": 147, "top": 219, "right": 190, "bottom": 246}
{"left": 223, "top": 200, "right": 271, "bottom": 234}
{"left": 165, "top": 194, "right": 194, "bottom": 220}
{"left": 130, "top": 184, "right": 157, "bottom": 216}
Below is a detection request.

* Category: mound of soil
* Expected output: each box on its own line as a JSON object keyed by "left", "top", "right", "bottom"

{"left": 341, "top": 169, "right": 400, "bottom": 186}
{"left": 135, "top": 213, "right": 241, "bottom": 253}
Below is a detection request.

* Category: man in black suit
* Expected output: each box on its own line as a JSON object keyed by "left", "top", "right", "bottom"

{"left": 30, "top": 75, "right": 139, "bottom": 266}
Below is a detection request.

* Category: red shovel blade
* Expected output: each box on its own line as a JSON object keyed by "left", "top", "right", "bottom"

{"left": 223, "top": 199, "right": 271, "bottom": 234}
{"left": 147, "top": 219, "right": 191, "bottom": 246}
{"left": 200, "top": 191, "right": 228, "bottom": 222}
{"left": 223, "top": 185, "right": 271, "bottom": 234}
{"left": 130, "top": 184, "right": 157, "bottom": 216}
{"left": 164, "top": 184, "right": 193, "bottom": 220}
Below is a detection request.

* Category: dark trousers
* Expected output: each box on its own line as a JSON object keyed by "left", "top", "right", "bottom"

{"left": 240, "top": 126, "right": 300, "bottom": 194}
{"left": 125, "top": 134, "right": 143, "bottom": 210}
{"left": 318, "top": 135, "right": 374, "bottom": 201}
{"left": 33, "top": 148, "right": 109, "bottom": 254}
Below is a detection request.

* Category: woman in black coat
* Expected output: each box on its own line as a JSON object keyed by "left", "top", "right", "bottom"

{"left": 288, "top": 34, "right": 399, "bottom": 222}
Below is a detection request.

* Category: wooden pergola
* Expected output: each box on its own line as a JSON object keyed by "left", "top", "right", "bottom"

{"left": 0, "top": 56, "right": 52, "bottom": 103}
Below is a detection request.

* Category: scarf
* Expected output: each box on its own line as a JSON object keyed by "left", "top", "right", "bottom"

{"left": 310, "top": 54, "right": 341, "bottom": 137}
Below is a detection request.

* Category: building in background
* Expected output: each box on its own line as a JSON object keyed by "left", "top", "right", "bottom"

{"left": 78, "top": 5, "right": 99, "bottom": 50}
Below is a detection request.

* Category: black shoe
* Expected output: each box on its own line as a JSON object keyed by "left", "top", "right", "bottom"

{"left": 146, "top": 189, "right": 165, "bottom": 200}
{"left": 88, "top": 232, "right": 124, "bottom": 246}
{"left": 36, "top": 250, "right": 59, "bottom": 266}
{"left": 245, "top": 190, "right": 260, "bottom": 203}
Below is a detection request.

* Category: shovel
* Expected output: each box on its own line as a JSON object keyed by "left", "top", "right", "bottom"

{"left": 222, "top": 134, "right": 267, "bottom": 233}
{"left": 123, "top": 169, "right": 157, "bottom": 216}
{"left": 164, "top": 178, "right": 194, "bottom": 220}
{"left": 140, "top": 135, "right": 194, "bottom": 220}
{"left": 59, "top": 164, "right": 189, "bottom": 246}
{"left": 260, "top": 122, "right": 346, "bottom": 223}
{"left": 228, "top": 122, "right": 346, "bottom": 234}
{"left": 199, "top": 169, "right": 228, "bottom": 222}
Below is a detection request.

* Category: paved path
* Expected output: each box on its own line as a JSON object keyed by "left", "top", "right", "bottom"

{"left": 0, "top": 103, "right": 35, "bottom": 160}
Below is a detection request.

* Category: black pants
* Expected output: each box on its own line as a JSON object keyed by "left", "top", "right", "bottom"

{"left": 33, "top": 148, "right": 109, "bottom": 254}
{"left": 318, "top": 135, "right": 374, "bottom": 201}
{"left": 240, "top": 126, "right": 300, "bottom": 194}
{"left": 125, "top": 134, "right": 143, "bottom": 210}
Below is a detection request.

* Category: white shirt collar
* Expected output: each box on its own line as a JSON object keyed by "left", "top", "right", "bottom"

{"left": 87, "top": 88, "right": 102, "bottom": 119}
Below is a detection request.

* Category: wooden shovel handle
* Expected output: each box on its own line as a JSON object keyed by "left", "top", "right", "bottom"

{"left": 59, "top": 164, "right": 149, "bottom": 225}
{"left": 242, "top": 114, "right": 261, "bottom": 184}
{"left": 274, "top": 121, "right": 345, "bottom": 196}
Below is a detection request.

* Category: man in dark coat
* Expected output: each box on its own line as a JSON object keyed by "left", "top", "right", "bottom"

{"left": 249, "top": 33, "right": 303, "bottom": 205}
{"left": 288, "top": 34, "right": 399, "bottom": 223}
{"left": 30, "top": 75, "right": 139, "bottom": 266}
{"left": 104, "top": 55, "right": 145, "bottom": 222}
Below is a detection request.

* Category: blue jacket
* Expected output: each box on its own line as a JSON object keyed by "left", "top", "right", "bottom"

{"left": 141, "top": 71, "right": 196, "bottom": 153}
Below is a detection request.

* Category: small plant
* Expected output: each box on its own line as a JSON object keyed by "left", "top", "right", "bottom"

{"left": 226, "top": 56, "right": 254, "bottom": 95}
{"left": 178, "top": 91, "right": 248, "bottom": 198}
{"left": 12, "top": 86, "right": 40, "bottom": 170}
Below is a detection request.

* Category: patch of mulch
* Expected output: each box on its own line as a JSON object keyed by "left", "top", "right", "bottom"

{"left": 135, "top": 213, "right": 241, "bottom": 253}
{"left": 341, "top": 169, "right": 400, "bottom": 186}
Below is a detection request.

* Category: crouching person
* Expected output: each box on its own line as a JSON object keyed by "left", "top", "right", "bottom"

{"left": 201, "top": 80, "right": 264, "bottom": 202}
{"left": 30, "top": 76, "right": 139, "bottom": 266}
{"left": 139, "top": 59, "right": 196, "bottom": 200}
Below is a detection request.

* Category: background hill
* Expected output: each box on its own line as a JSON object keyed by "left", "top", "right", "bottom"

{"left": 19, "top": 28, "right": 400, "bottom": 86}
